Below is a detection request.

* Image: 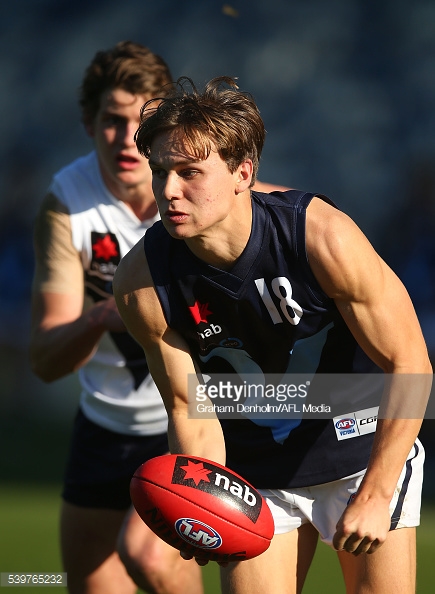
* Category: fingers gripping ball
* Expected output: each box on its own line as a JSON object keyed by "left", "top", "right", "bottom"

{"left": 130, "top": 454, "right": 274, "bottom": 563}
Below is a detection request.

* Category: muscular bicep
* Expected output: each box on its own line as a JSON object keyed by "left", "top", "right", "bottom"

{"left": 334, "top": 261, "right": 426, "bottom": 373}
{"left": 306, "top": 198, "right": 429, "bottom": 373}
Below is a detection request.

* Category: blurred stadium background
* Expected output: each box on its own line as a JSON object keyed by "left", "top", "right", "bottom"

{"left": 1, "top": 0, "right": 435, "bottom": 591}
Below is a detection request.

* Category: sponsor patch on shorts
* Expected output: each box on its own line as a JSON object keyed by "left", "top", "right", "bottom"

{"left": 333, "top": 407, "right": 378, "bottom": 441}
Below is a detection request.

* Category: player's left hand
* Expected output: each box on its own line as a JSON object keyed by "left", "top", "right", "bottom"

{"left": 332, "top": 496, "right": 391, "bottom": 556}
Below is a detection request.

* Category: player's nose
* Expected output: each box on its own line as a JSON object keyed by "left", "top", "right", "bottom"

{"left": 162, "top": 171, "right": 183, "bottom": 200}
{"left": 118, "top": 121, "right": 138, "bottom": 147}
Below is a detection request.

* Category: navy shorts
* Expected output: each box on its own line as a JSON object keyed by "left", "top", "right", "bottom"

{"left": 62, "top": 408, "right": 169, "bottom": 510}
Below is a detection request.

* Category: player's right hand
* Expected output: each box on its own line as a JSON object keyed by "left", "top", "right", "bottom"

{"left": 180, "top": 551, "right": 229, "bottom": 567}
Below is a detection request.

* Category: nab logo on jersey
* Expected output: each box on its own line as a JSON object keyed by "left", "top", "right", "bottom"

{"left": 189, "top": 301, "right": 212, "bottom": 324}
{"left": 198, "top": 323, "right": 222, "bottom": 339}
{"left": 189, "top": 300, "right": 223, "bottom": 340}
{"left": 175, "top": 518, "right": 222, "bottom": 549}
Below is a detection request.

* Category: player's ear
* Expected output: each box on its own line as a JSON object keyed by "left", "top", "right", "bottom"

{"left": 82, "top": 115, "right": 95, "bottom": 138}
{"left": 235, "top": 160, "right": 253, "bottom": 193}
{"left": 84, "top": 122, "right": 95, "bottom": 138}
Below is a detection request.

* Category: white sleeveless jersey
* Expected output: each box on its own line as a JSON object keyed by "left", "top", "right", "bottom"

{"left": 45, "top": 151, "right": 168, "bottom": 435}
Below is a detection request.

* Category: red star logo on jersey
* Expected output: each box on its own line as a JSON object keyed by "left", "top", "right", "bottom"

{"left": 189, "top": 301, "right": 212, "bottom": 324}
{"left": 180, "top": 460, "right": 212, "bottom": 486}
{"left": 92, "top": 234, "right": 119, "bottom": 261}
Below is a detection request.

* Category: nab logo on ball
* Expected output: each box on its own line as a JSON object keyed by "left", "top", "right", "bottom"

{"left": 172, "top": 456, "right": 262, "bottom": 523}
{"left": 175, "top": 518, "right": 222, "bottom": 549}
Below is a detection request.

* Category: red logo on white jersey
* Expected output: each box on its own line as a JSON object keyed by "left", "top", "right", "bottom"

{"left": 92, "top": 233, "right": 119, "bottom": 261}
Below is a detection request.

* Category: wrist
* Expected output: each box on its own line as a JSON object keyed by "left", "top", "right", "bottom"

{"left": 86, "top": 301, "right": 110, "bottom": 333}
{"left": 354, "top": 476, "right": 395, "bottom": 504}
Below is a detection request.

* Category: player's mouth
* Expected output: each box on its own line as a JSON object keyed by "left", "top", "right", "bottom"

{"left": 116, "top": 153, "right": 141, "bottom": 170}
{"left": 165, "top": 209, "right": 189, "bottom": 224}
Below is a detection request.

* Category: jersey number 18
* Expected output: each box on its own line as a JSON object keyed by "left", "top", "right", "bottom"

{"left": 254, "top": 277, "right": 303, "bottom": 326}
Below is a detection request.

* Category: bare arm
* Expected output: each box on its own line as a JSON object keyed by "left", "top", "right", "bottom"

{"left": 113, "top": 238, "right": 226, "bottom": 463}
{"left": 30, "top": 291, "right": 125, "bottom": 382}
{"left": 30, "top": 193, "right": 126, "bottom": 382}
{"left": 306, "top": 197, "right": 432, "bottom": 554}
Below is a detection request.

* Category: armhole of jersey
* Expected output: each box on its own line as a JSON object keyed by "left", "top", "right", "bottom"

{"left": 294, "top": 191, "right": 337, "bottom": 304}
{"left": 144, "top": 224, "right": 172, "bottom": 325}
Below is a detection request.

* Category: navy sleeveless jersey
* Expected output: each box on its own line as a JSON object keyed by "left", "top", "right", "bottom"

{"left": 144, "top": 190, "right": 381, "bottom": 488}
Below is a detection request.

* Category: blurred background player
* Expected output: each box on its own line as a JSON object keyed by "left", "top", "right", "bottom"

{"left": 30, "top": 42, "right": 287, "bottom": 594}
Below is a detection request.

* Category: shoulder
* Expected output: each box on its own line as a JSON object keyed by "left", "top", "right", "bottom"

{"left": 305, "top": 197, "right": 381, "bottom": 300}
{"left": 52, "top": 152, "right": 96, "bottom": 183}
{"left": 37, "top": 191, "right": 70, "bottom": 217}
{"left": 306, "top": 196, "right": 371, "bottom": 257}
{"left": 50, "top": 152, "right": 101, "bottom": 207}
{"left": 306, "top": 196, "right": 353, "bottom": 241}
{"left": 34, "top": 192, "right": 72, "bottom": 242}
{"left": 33, "top": 192, "right": 82, "bottom": 294}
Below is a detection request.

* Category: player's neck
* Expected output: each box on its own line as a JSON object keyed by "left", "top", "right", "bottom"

{"left": 124, "top": 196, "right": 158, "bottom": 222}
{"left": 112, "top": 184, "right": 157, "bottom": 222}
{"left": 185, "top": 200, "right": 252, "bottom": 271}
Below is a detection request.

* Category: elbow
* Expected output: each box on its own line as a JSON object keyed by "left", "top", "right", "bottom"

{"left": 29, "top": 349, "right": 59, "bottom": 383}
{"left": 30, "top": 362, "right": 56, "bottom": 384}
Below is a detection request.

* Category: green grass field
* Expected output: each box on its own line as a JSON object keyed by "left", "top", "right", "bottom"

{"left": 1, "top": 484, "right": 434, "bottom": 593}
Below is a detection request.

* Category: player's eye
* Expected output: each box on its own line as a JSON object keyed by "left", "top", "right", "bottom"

{"left": 151, "top": 168, "right": 167, "bottom": 179}
{"left": 103, "top": 114, "right": 122, "bottom": 126}
{"left": 180, "top": 169, "right": 199, "bottom": 179}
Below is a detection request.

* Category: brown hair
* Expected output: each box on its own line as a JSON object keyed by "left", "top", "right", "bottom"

{"left": 135, "top": 76, "right": 266, "bottom": 185}
{"left": 79, "top": 41, "right": 173, "bottom": 126}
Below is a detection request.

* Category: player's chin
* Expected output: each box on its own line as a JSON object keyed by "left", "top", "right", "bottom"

{"left": 162, "top": 221, "right": 194, "bottom": 240}
{"left": 116, "top": 171, "right": 143, "bottom": 186}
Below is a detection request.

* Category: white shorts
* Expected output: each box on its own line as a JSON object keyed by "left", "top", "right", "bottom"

{"left": 259, "top": 439, "right": 424, "bottom": 547}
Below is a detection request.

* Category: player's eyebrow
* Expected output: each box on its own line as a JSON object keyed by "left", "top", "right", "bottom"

{"left": 148, "top": 157, "right": 199, "bottom": 168}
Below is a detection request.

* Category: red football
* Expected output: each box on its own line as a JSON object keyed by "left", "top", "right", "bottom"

{"left": 130, "top": 454, "right": 274, "bottom": 563}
